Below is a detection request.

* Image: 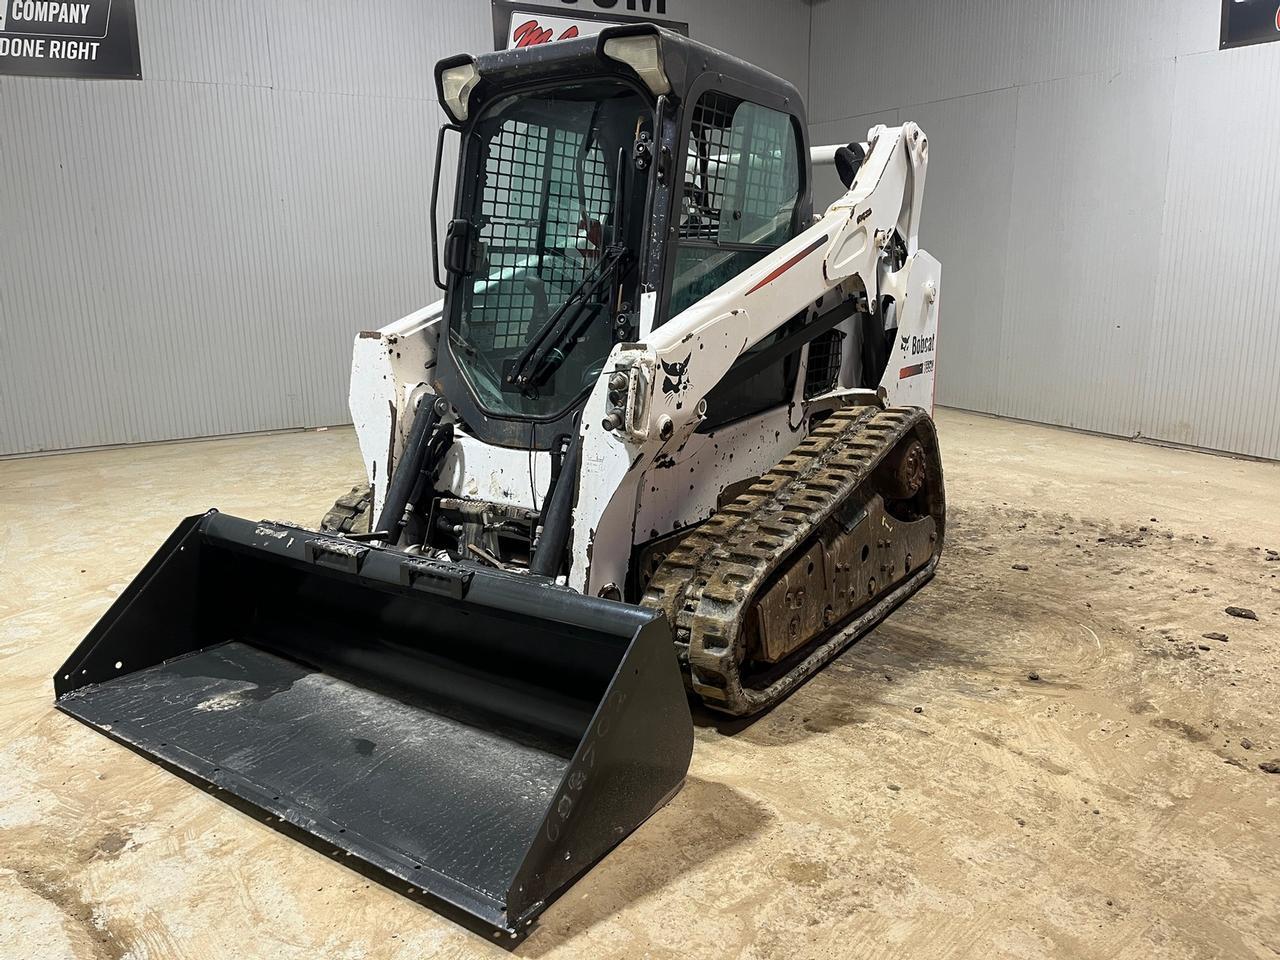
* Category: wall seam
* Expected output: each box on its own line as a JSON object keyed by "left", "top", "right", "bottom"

{"left": 1134, "top": 53, "right": 1183, "bottom": 443}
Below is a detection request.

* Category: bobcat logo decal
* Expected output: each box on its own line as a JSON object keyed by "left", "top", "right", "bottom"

{"left": 661, "top": 353, "right": 692, "bottom": 396}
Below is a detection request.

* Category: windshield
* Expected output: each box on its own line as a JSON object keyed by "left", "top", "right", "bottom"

{"left": 450, "top": 79, "right": 651, "bottom": 419}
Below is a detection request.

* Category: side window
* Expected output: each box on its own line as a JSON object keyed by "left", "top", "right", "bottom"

{"left": 669, "top": 93, "right": 801, "bottom": 319}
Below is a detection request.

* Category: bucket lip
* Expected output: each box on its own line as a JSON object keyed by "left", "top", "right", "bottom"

{"left": 55, "top": 693, "right": 528, "bottom": 936}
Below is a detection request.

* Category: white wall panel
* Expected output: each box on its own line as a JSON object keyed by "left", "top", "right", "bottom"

{"left": 808, "top": 0, "right": 1024, "bottom": 122}
{"left": 809, "top": 0, "right": 1221, "bottom": 125}
{"left": 807, "top": 0, "right": 1277, "bottom": 459}
{"left": 1014, "top": 0, "right": 1219, "bottom": 86}
{"left": 998, "top": 60, "right": 1174, "bottom": 437}
{"left": 1, "top": 80, "right": 285, "bottom": 450}
{"left": 139, "top": 0, "right": 273, "bottom": 87}
{"left": 261, "top": 0, "right": 483, "bottom": 101}
{"left": 907, "top": 88, "right": 1018, "bottom": 415}
{"left": 1141, "top": 46, "right": 1280, "bottom": 459}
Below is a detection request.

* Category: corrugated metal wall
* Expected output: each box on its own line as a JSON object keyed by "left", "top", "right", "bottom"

{"left": 807, "top": 0, "right": 1280, "bottom": 460}
{"left": 0, "top": 0, "right": 812, "bottom": 455}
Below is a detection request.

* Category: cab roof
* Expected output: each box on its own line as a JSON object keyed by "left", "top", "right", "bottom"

{"left": 435, "top": 24, "right": 806, "bottom": 127}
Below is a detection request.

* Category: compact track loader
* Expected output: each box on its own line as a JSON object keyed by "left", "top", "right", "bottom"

{"left": 56, "top": 26, "right": 944, "bottom": 939}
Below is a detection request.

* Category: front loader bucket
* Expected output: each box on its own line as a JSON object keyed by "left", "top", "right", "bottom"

{"left": 54, "top": 512, "right": 692, "bottom": 938}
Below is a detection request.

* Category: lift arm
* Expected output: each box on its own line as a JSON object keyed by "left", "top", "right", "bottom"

{"left": 610, "top": 121, "right": 938, "bottom": 446}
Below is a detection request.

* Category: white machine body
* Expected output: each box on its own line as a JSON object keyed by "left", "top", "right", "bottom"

{"left": 350, "top": 123, "right": 940, "bottom": 596}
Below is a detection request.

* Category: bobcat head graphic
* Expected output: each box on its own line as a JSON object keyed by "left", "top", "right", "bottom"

{"left": 661, "top": 353, "right": 692, "bottom": 396}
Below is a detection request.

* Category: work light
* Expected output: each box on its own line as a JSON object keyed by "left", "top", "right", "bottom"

{"left": 603, "top": 34, "right": 670, "bottom": 95}
{"left": 440, "top": 61, "right": 480, "bottom": 121}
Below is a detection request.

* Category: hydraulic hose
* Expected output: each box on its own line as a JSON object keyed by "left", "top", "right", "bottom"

{"left": 529, "top": 434, "right": 581, "bottom": 578}
{"left": 400, "top": 422, "right": 454, "bottom": 547}
{"left": 374, "top": 395, "right": 442, "bottom": 541}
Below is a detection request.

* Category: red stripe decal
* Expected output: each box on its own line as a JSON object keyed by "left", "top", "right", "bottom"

{"left": 899, "top": 363, "right": 925, "bottom": 380}
{"left": 745, "top": 235, "right": 828, "bottom": 295}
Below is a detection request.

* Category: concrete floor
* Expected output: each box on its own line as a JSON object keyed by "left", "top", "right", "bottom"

{"left": 2, "top": 408, "right": 1278, "bottom": 959}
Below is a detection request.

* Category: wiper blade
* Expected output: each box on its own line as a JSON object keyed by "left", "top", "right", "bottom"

{"left": 507, "top": 144, "right": 632, "bottom": 394}
{"left": 505, "top": 244, "right": 628, "bottom": 392}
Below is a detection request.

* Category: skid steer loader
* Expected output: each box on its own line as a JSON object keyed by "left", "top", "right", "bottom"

{"left": 55, "top": 26, "right": 944, "bottom": 940}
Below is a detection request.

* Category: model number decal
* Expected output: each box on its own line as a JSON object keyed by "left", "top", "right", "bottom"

{"left": 899, "top": 359, "right": 934, "bottom": 380}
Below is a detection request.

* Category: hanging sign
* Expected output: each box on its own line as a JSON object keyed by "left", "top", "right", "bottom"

{"left": 0, "top": 0, "right": 141, "bottom": 78}
{"left": 492, "top": 1, "right": 688, "bottom": 50}
{"left": 1221, "top": 0, "right": 1280, "bottom": 49}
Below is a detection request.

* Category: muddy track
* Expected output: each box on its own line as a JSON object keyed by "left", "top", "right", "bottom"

{"left": 645, "top": 406, "right": 944, "bottom": 715}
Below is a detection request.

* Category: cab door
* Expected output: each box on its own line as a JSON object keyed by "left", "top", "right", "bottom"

{"left": 660, "top": 89, "right": 807, "bottom": 427}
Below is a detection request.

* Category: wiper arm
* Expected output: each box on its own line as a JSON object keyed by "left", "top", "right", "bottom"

{"left": 505, "top": 243, "right": 628, "bottom": 392}
{"left": 508, "top": 142, "right": 633, "bottom": 393}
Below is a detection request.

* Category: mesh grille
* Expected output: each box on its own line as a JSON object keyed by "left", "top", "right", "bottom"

{"left": 680, "top": 92, "right": 797, "bottom": 245}
{"left": 468, "top": 118, "right": 613, "bottom": 352}
{"left": 804, "top": 329, "right": 845, "bottom": 398}
{"left": 682, "top": 92, "right": 736, "bottom": 241}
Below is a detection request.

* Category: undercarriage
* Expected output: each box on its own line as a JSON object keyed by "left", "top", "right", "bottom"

{"left": 645, "top": 404, "right": 944, "bottom": 714}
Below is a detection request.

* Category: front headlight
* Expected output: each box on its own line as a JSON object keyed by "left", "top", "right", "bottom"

{"left": 440, "top": 61, "right": 480, "bottom": 121}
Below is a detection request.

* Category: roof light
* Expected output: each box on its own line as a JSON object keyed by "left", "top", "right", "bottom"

{"left": 440, "top": 61, "right": 480, "bottom": 121}
{"left": 603, "top": 35, "right": 670, "bottom": 96}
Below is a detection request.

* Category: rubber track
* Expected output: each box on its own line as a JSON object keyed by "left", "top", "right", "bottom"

{"left": 643, "top": 405, "right": 943, "bottom": 716}
{"left": 320, "top": 483, "right": 373, "bottom": 534}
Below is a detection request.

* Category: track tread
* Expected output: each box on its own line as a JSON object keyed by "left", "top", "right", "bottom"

{"left": 643, "top": 405, "right": 945, "bottom": 716}
{"left": 320, "top": 483, "right": 373, "bottom": 535}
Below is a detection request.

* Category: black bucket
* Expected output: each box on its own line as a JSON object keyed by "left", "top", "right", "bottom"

{"left": 54, "top": 512, "right": 692, "bottom": 938}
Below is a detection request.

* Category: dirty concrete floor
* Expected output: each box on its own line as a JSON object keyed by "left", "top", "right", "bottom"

{"left": 1, "top": 408, "right": 1278, "bottom": 959}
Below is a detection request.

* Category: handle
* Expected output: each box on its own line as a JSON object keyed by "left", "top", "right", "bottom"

{"left": 430, "top": 123, "right": 461, "bottom": 291}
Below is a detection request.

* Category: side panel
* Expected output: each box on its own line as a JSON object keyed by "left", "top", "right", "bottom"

{"left": 437, "top": 435, "right": 549, "bottom": 513}
{"left": 879, "top": 253, "right": 941, "bottom": 411}
{"left": 349, "top": 302, "right": 443, "bottom": 515}
{"left": 569, "top": 410, "right": 641, "bottom": 596}
{"left": 633, "top": 403, "right": 802, "bottom": 540}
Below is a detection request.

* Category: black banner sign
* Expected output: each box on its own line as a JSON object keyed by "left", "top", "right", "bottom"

{"left": 1221, "top": 0, "right": 1280, "bottom": 49}
{"left": 0, "top": 0, "right": 141, "bottom": 78}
